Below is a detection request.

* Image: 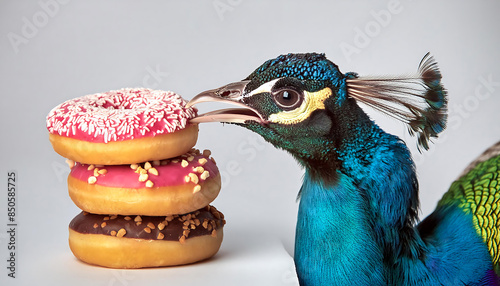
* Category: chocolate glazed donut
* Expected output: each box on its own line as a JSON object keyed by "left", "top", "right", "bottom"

{"left": 69, "top": 205, "right": 225, "bottom": 268}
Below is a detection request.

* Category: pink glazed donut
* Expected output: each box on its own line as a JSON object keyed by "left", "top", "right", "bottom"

{"left": 67, "top": 149, "right": 221, "bottom": 216}
{"left": 46, "top": 88, "right": 198, "bottom": 165}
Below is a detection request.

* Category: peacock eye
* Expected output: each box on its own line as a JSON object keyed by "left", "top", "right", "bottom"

{"left": 272, "top": 88, "right": 303, "bottom": 111}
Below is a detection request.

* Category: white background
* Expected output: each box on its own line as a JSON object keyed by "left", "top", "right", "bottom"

{"left": 1, "top": 1, "right": 500, "bottom": 285}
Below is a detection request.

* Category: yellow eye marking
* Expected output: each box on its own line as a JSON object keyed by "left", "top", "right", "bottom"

{"left": 268, "top": 87, "right": 332, "bottom": 125}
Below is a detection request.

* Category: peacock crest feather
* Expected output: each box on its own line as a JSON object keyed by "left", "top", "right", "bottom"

{"left": 346, "top": 53, "right": 447, "bottom": 151}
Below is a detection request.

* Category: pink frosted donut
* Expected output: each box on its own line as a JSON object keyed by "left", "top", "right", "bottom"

{"left": 67, "top": 149, "right": 221, "bottom": 216}
{"left": 46, "top": 88, "right": 198, "bottom": 165}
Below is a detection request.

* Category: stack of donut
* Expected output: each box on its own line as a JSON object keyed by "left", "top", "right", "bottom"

{"left": 46, "top": 88, "right": 225, "bottom": 268}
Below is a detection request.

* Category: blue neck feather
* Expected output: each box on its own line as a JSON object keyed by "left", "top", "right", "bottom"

{"left": 294, "top": 117, "right": 497, "bottom": 285}
{"left": 295, "top": 117, "right": 423, "bottom": 284}
{"left": 295, "top": 171, "right": 386, "bottom": 285}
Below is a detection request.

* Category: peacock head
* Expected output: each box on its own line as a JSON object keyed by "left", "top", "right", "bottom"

{"left": 188, "top": 52, "right": 447, "bottom": 167}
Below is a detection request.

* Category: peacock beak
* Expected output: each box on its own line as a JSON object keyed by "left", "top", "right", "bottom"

{"left": 187, "top": 80, "right": 267, "bottom": 124}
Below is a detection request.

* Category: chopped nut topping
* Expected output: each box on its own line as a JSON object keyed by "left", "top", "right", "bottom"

{"left": 148, "top": 168, "right": 158, "bottom": 176}
{"left": 98, "top": 169, "right": 108, "bottom": 175}
{"left": 198, "top": 158, "right": 208, "bottom": 165}
{"left": 188, "top": 173, "right": 199, "bottom": 184}
{"left": 110, "top": 230, "right": 117, "bottom": 236}
{"left": 158, "top": 222, "right": 165, "bottom": 230}
{"left": 88, "top": 176, "right": 97, "bottom": 184}
{"left": 190, "top": 224, "right": 196, "bottom": 229}
{"left": 200, "top": 171, "right": 210, "bottom": 180}
{"left": 145, "top": 180, "right": 154, "bottom": 188}
{"left": 183, "top": 229, "right": 190, "bottom": 237}
{"left": 194, "top": 219, "right": 201, "bottom": 226}
{"left": 183, "top": 220, "right": 190, "bottom": 226}
{"left": 117, "top": 228, "right": 126, "bottom": 238}
{"left": 136, "top": 221, "right": 142, "bottom": 226}
{"left": 144, "top": 227, "right": 151, "bottom": 233}
{"left": 144, "top": 162, "right": 152, "bottom": 170}
{"left": 157, "top": 233, "right": 164, "bottom": 240}
{"left": 139, "top": 168, "right": 148, "bottom": 175}
{"left": 110, "top": 215, "right": 117, "bottom": 220}
{"left": 101, "top": 222, "right": 107, "bottom": 228}
{"left": 165, "top": 215, "right": 174, "bottom": 222}
{"left": 184, "top": 176, "right": 190, "bottom": 183}
{"left": 187, "top": 156, "right": 194, "bottom": 162}
{"left": 138, "top": 173, "right": 149, "bottom": 182}
{"left": 93, "top": 223, "right": 98, "bottom": 228}
{"left": 87, "top": 164, "right": 95, "bottom": 171}
{"left": 202, "top": 219, "right": 209, "bottom": 229}
{"left": 171, "top": 159, "right": 179, "bottom": 164}
{"left": 147, "top": 222, "right": 155, "bottom": 229}
{"left": 65, "top": 159, "right": 75, "bottom": 169}
{"left": 152, "top": 160, "right": 161, "bottom": 166}
{"left": 130, "top": 163, "right": 139, "bottom": 170}
{"left": 213, "top": 211, "right": 221, "bottom": 219}
{"left": 203, "top": 149, "right": 212, "bottom": 157}
{"left": 124, "top": 216, "right": 132, "bottom": 221}
{"left": 211, "top": 229, "right": 217, "bottom": 237}
{"left": 193, "top": 166, "right": 205, "bottom": 174}
{"left": 181, "top": 160, "right": 189, "bottom": 168}
{"left": 193, "top": 185, "right": 202, "bottom": 193}
{"left": 179, "top": 236, "right": 186, "bottom": 244}
{"left": 134, "top": 216, "right": 142, "bottom": 222}
{"left": 103, "top": 216, "right": 110, "bottom": 221}
{"left": 93, "top": 168, "right": 100, "bottom": 177}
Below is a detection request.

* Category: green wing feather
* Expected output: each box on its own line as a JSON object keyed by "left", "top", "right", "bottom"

{"left": 439, "top": 145, "right": 500, "bottom": 268}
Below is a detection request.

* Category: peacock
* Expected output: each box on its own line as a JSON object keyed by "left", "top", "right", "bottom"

{"left": 186, "top": 53, "right": 500, "bottom": 285}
